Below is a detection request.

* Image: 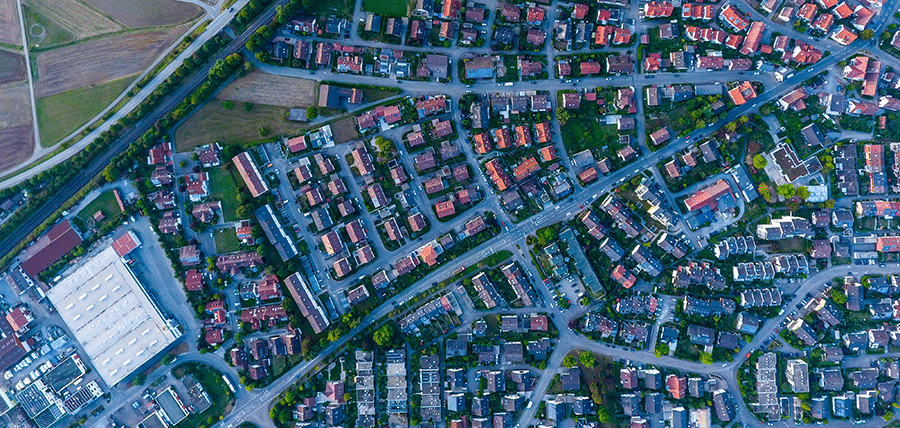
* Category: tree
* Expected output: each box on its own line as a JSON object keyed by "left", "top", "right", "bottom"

{"left": 133, "top": 373, "right": 146, "bottom": 385}
{"left": 777, "top": 183, "right": 796, "bottom": 199}
{"left": 589, "top": 381, "right": 603, "bottom": 404}
{"left": 860, "top": 29, "right": 875, "bottom": 40}
{"left": 307, "top": 106, "right": 319, "bottom": 120}
{"left": 797, "top": 186, "right": 810, "bottom": 200}
{"left": 301, "top": 337, "right": 315, "bottom": 358}
{"left": 579, "top": 351, "right": 596, "bottom": 368}
{"left": 161, "top": 354, "right": 176, "bottom": 365}
{"left": 825, "top": 199, "right": 836, "bottom": 209}
{"left": 598, "top": 407, "right": 612, "bottom": 423}
{"left": 831, "top": 288, "right": 848, "bottom": 305}
{"left": 223, "top": 100, "right": 234, "bottom": 110}
{"left": 257, "top": 126, "right": 269, "bottom": 137}
{"left": 759, "top": 183, "right": 773, "bottom": 203}
{"left": 700, "top": 352, "right": 714, "bottom": 365}
{"left": 884, "top": 411, "right": 894, "bottom": 422}
{"left": 655, "top": 342, "right": 670, "bottom": 358}
{"left": 373, "top": 323, "right": 395, "bottom": 347}
{"left": 562, "top": 354, "right": 578, "bottom": 368}
{"left": 374, "top": 137, "right": 395, "bottom": 154}
{"left": 752, "top": 154, "right": 767, "bottom": 169}
{"left": 882, "top": 30, "right": 893, "bottom": 41}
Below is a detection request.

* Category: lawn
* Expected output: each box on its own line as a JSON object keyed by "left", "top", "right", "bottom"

{"left": 35, "top": 74, "right": 134, "bottom": 147}
{"left": 208, "top": 167, "right": 240, "bottom": 221}
{"left": 174, "top": 99, "right": 304, "bottom": 152}
{"left": 75, "top": 190, "right": 121, "bottom": 229}
{"left": 173, "top": 363, "right": 233, "bottom": 428}
{"left": 214, "top": 228, "right": 240, "bottom": 254}
{"left": 560, "top": 118, "right": 618, "bottom": 156}
{"left": 361, "top": 0, "right": 409, "bottom": 17}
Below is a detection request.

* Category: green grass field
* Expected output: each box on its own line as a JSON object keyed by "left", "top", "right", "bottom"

{"left": 35, "top": 74, "right": 134, "bottom": 148}
{"left": 75, "top": 190, "right": 121, "bottom": 229}
{"left": 560, "top": 118, "right": 617, "bottom": 155}
{"left": 174, "top": 99, "right": 304, "bottom": 152}
{"left": 208, "top": 168, "right": 240, "bottom": 221}
{"left": 214, "top": 228, "right": 240, "bottom": 254}
{"left": 22, "top": 6, "right": 74, "bottom": 48}
{"left": 361, "top": 0, "right": 408, "bottom": 17}
{"left": 173, "top": 363, "right": 233, "bottom": 428}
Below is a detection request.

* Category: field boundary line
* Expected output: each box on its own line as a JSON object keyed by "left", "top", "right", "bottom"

{"left": 0, "top": 16, "right": 211, "bottom": 182}
{"left": 71, "top": 0, "right": 124, "bottom": 28}
{"left": 0, "top": 42, "right": 23, "bottom": 51}
{"left": 29, "top": 20, "right": 195, "bottom": 52}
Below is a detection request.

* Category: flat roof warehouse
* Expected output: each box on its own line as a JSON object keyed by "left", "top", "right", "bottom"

{"left": 47, "top": 245, "right": 180, "bottom": 387}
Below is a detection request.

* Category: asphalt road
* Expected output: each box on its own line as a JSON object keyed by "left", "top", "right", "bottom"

{"left": 0, "top": 0, "right": 288, "bottom": 261}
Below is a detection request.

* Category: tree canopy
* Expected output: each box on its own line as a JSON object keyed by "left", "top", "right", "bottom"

{"left": 373, "top": 323, "right": 395, "bottom": 347}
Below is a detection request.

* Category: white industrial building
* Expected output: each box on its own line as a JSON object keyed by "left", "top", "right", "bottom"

{"left": 47, "top": 246, "right": 180, "bottom": 387}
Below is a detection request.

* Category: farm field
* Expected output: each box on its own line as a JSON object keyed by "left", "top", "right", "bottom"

{"left": 0, "top": 125, "right": 34, "bottom": 171}
{"left": 0, "top": 50, "right": 26, "bottom": 85}
{"left": 82, "top": 0, "right": 201, "bottom": 28}
{"left": 174, "top": 100, "right": 304, "bottom": 152}
{"left": 35, "top": 74, "right": 135, "bottom": 147}
{"left": 0, "top": 0, "right": 22, "bottom": 45}
{"left": 361, "top": 0, "right": 409, "bottom": 17}
{"left": 215, "top": 71, "right": 318, "bottom": 108}
{"left": 22, "top": 5, "right": 73, "bottom": 47}
{"left": 34, "top": 24, "right": 188, "bottom": 97}
{"left": 22, "top": 0, "right": 120, "bottom": 42}
{"left": 0, "top": 82, "right": 32, "bottom": 128}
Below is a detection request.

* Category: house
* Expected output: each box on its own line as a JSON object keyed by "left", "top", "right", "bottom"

{"left": 650, "top": 127, "right": 671, "bottom": 146}
{"left": 465, "top": 56, "right": 494, "bottom": 79}
{"left": 560, "top": 369, "right": 581, "bottom": 391}
{"left": 606, "top": 55, "right": 633, "bottom": 74}
{"left": 233, "top": 152, "right": 268, "bottom": 197}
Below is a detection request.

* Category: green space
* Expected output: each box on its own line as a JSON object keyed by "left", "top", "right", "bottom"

{"left": 174, "top": 100, "right": 303, "bottom": 152}
{"left": 74, "top": 190, "right": 121, "bottom": 230}
{"left": 560, "top": 118, "right": 618, "bottom": 154}
{"left": 214, "top": 228, "right": 240, "bottom": 254}
{"left": 361, "top": 0, "right": 409, "bottom": 17}
{"left": 207, "top": 167, "right": 240, "bottom": 221}
{"left": 172, "top": 363, "right": 234, "bottom": 428}
{"left": 22, "top": 6, "right": 74, "bottom": 48}
{"left": 36, "top": 75, "right": 134, "bottom": 148}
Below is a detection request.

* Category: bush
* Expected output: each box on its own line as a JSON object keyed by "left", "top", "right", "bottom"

{"left": 307, "top": 106, "right": 318, "bottom": 120}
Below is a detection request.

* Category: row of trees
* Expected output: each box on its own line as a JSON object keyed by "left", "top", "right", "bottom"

{"left": 245, "top": 0, "right": 310, "bottom": 52}
{"left": 0, "top": 33, "right": 242, "bottom": 270}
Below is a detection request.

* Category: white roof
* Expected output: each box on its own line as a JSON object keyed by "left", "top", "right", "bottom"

{"left": 47, "top": 247, "right": 180, "bottom": 387}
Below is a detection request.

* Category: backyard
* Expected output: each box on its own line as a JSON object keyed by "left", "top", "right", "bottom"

{"left": 560, "top": 117, "right": 621, "bottom": 159}
{"left": 214, "top": 228, "right": 240, "bottom": 254}
{"left": 172, "top": 363, "right": 234, "bottom": 428}
{"left": 74, "top": 190, "right": 122, "bottom": 231}
{"left": 361, "top": 0, "right": 409, "bottom": 17}
{"left": 207, "top": 167, "right": 240, "bottom": 221}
